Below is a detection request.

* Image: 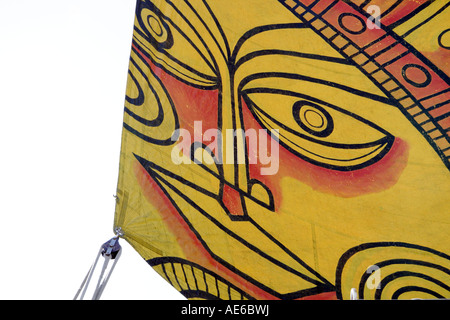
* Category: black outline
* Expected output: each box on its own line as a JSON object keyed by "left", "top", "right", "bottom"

{"left": 135, "top": 2, "right": 174, "bottom": 50}
{"left": 148, "top": 256, "right": 254, "bottom": 300}
{"left": 122, "top": 0, "right": 450, "bottom": 300}
{"left": 278, "top": 0, "right": 450, "bottom": 172}
{"left": 335, "top": 242, "right": 450, "bottom": 300}
{"left": 293, "top": 100, "right": 335, "bottom": 138}
{"left": 338, "top": 12, "right": 367, "bottom": 35}
{"left": 400, "top": 2, "right": 450, "bottom": 39}
{"left": 401, "top": 63, "right": 432, "bottom": 88}
{"left": 241, "top": 87, "right": 394, "bottom": 171}
{"left": 123, "top": 47, "right": 180, "bottom": 146}
{"left": 438, "top": 29, "right": 450, "bottom": 50}
{"left": 134, "top": 0, "right": 220, "bottom": 89}
{"left": 136, "top": 154, "right": 336, "bottom": 299}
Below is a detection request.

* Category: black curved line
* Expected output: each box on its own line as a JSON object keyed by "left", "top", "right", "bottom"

{"left": 247, "top": 179, "right": 275, "bottom": 211}
{"left": 139, "top": 157, "right": 332, "bottom": 297}
{"left": 358, "top": 258, "right": 450, "bottom": 299}
{"left": 125, "top": 56, "right": 164, "bottom": 126}
{"left": 141, "top": 0, "right": 218, "bottom": 75}
{"left": 184, "top": 0, "right": 229, "bottom": 62}
{"left": 135, "top": 1, "right": 174, "bottom": 50}
{"left": 239, "top": 72, "right": 394, "bottom": 106}
{"left": 133, "top": 38, "right": 220, "bottom": 90}
{"left": 160, "top": 262, "right": 173, "bottom": 287}
{"left": 243, "top": 87, "right": 394, "bottom": 132}
{"left": 123, "top": 123, "right": 176, "bottom": 146}
{"left": 402, "top": 64, "right": 432, "bottom": 88}
{"left": 335, "top": 242, "right": 450, "bottom": 300}
{"left": 135, "top": 1, "right": 220, "bottom": 83}
{"left": 392, "top": 286, "right": 444, "bottom": 300}
{"left": 252, "top": 104, "right": 389, "bottom": 154}
{"left": 235, "top": 49, "right": 349, "bottom": 70}
{"left": 359, "top": 0, "right": 371, "bottom": 9}
{"left": 189, "top": 141, "right": 224, "bottom": 174}
{"left": 201, "top": 0, "right": 231, "bottom": 59}
{"left": 280, "top": 286, "right": 336, "bottom": 300}
{"left": 132, "top": 39, "right": 218, "bottom": 90}
{"left": 148, "top": 256, "right": 254, "bottom": 300}
{"left": 338, "top": 13, "right": 367, "bottom": 35}
{"left": 144, "top": 168, "right": 285, "bottom": 298}
{"left": 171, "top": 262, "right": 183, "bottom": 291}
{"left": 242, "top": 91, "right": 394, "bottom": 149}
{"left": 389, "top": 1, "right": 433, "bottom": 29}
{"left": 230, "top": 23, "right": 307, "bottom": 65}
{"left": 375, "top": 271, "right": 450, "bottom": 300}
{"left": 164, "top": 0, "right": 221, "bottom": 76}
{"left": 153, "top": 168, "right": 327, "bottom": 287}
{"left": 135, "top": 155, "right": 219, "bottom": 199}
{"left": 181, "top": 290, "right": 220, "bottom": 300}
{"left": 343, "top": 0, "right": 450, "bottom": 85}
{"left": 125, "top": 70, "right": 145, "bottom": 106}
{"left": 401, "top": 2, "right": 450, "bottom": 39}
{"left": 181, "top": 264, "right": 191, "bottom": 291}
{"left": 123, "top": 50, "right": 180, "bottom": 146}
{"left": 438, "top": 29, "right": 450, "bottom": 50}
{"left": 248, "top": 216, "right": 335, "bottom": 288}
{"left": 293, "top": 100, "right": 334, "bottom": 138}
{"left": 191, "top": 264, "right": 199, "bottom": 292}
{"left": 381, "top": 0, "right": 403, "bottom": 18}
{"left": 250, "top": 105, "right": 393, "bottom": 171}
{"left": 124, "top": 107, "right": 163, "bottom": 127}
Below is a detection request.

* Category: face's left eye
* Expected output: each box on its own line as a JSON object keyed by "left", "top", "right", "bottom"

{"left": 242, "top": 89, "right": 394, "bottom": 171}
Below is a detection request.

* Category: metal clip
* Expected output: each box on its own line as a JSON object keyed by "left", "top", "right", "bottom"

{"left": 74, "top": 230, "right": 123, "bottom": 300}
{"left": 350, "top": 288, "right": 359, "bottom": 300}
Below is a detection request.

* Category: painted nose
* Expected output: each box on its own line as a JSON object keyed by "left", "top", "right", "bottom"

{"left": 218, "top": 74, "right": 250, "bottom": 219}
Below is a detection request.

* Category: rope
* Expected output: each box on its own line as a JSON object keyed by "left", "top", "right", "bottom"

{"left": 74, "top": 234, "right": 122, "bottom": 300}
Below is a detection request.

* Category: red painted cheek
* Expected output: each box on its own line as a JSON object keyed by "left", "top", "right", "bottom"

{"left": 137, "top": 49, "right": 219, "bottom": 139}
{"left": 242, "top": 98, "right": 410, "bottom": 201}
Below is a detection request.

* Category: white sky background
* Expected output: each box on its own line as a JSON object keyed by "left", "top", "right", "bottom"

{"left": 0, "top": 0, "right": 184, "bottom": 300}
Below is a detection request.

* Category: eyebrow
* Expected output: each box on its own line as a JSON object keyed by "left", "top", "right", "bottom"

{"left": 234, "top": 50, "right": 349, "bottom": 70}
{"left": 238, "top": 70, "right": 395, "bottom": 106}
{"left": 230, "top": 23, "right": 393, "bottom": 105}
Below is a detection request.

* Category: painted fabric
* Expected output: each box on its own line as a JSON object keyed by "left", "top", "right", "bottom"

{"left": 114, "top": 0, "right": 450, "bottom": 300}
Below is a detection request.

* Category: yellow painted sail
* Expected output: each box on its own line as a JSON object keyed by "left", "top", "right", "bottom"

{"left": 113, "top": 0, "right": 450, "bottom": 300}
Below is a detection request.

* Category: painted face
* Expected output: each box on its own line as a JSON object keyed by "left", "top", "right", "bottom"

{"left": 116, "top": 0, "right": 450, "bottom": 300}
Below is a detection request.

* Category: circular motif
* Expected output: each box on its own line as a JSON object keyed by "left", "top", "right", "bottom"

{"left": 401, "top": 64, "right": 432, "bottom": 88}
{"left": 293, "top": 101, "right": 334, "bottom": 138}
{"left": 438, "top": 29, "right": 450, "bottom": 50}
{"left": 302, "top": 109, "right": 325, "bottom": 129}
{"left": 138, "top": 6, "right": 174, "bottom": 50}
{"left": 338, "top": 13, "right": 367, "bottom": 35}
{"left": 148, "top": 15, "right": 163, "bottom": 37}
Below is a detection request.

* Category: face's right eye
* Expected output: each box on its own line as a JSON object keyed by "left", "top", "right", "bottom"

{"left": 242, "top": 89, "right": 395, "bottom": 171}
